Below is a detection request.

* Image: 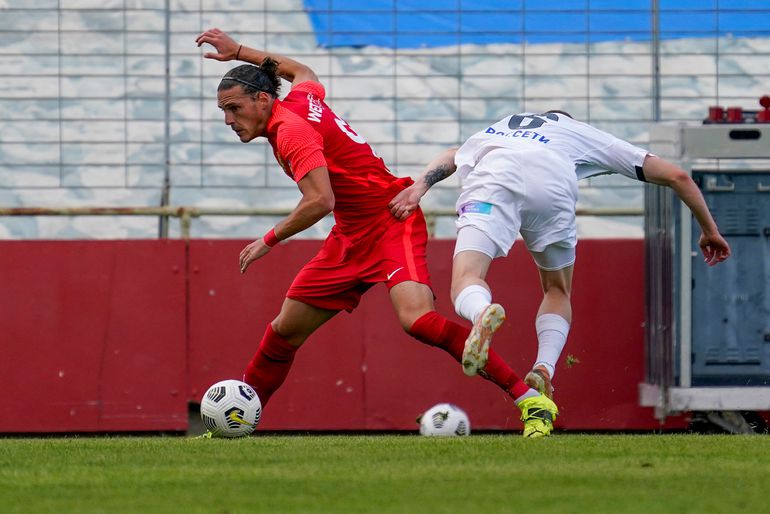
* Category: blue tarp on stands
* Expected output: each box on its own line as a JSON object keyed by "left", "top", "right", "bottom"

{"left": 302, "top": 0, "right": 770, "bottom": 48}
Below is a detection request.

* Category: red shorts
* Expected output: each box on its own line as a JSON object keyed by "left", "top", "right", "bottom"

{"left": 287, "top": 209, "right": 432, "bottom": 312}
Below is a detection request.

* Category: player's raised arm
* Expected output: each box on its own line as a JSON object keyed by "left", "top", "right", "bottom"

{"left": 642, "top": 154, "right": 731, "bottom": 266}
{"left": 196, "top": 28, "right": 318, "bottom": 86}
{"left": 389, "top": 147, "right": 458, "bottom": 221}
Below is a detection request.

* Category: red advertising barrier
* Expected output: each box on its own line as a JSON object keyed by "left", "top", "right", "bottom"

{"left": 187, "top": 239, "right": 669, "bottom": 432}
{"left": 0, "top": 238, "right": 675, "bottom": 433}
{"left": 0, "top": 241, "right": 188, "bottom": 432}
{"left": 188, "top": 239, "right": 370, "bottom": 430}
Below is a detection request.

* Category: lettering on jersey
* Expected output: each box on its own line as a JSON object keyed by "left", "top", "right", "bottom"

{"left": 484, "top": 126, "right": 550, "bottom": 144}
{"left": 307, "top": 94, "right": 323, "bottom": 123}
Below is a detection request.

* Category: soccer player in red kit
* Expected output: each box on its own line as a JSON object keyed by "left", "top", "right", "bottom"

{"left": 196, "top": 28, "right": 555, "bottom": 437}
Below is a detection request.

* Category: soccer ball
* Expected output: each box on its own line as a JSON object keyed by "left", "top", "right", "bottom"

{"left": 200, "top": 379, "right": 262, "bottom": 438}
{"left": 418, "top": 403, "right": 471, "bottom": 436}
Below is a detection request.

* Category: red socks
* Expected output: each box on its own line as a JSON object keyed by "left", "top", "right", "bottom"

{"left": 408, "top": 311, "right": 531, "bottom": 400}
{"left": 242, "top": 324, "right": 299, "bottom": 407}
{"left": 244, "top": 311, "right": 533, "bottom": 408}
{"left": 408, "top": 311, "right": 467, "bottom": 360}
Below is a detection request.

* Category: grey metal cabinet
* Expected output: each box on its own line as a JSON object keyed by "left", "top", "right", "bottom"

{"left": 641, "top": 124, "right": 770, "bottom": 431}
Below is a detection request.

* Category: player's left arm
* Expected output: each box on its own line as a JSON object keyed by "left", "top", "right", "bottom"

{"left": 642, "top": 154, "right": 731, "bottom": 266}
{"left": 389, "top": 147, "right": 458, "bottom": 221}
{"left": 196, "top": 28, "right": 318, "bottom": 86}
{"left": 239, "top": 167, "right": 334, "bottom": 274}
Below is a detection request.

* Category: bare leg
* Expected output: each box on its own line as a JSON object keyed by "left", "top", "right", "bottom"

{"left": 450, "top": 249, "right": 493, "bottom": 305}
{"left": 271, "top": 297, "right": 339, "bottom": 346}
{"left": 524, "top": 265, "right": 574, "bottom": 397}
{"left": 536, "top": 266, "right": 573, "bottom": 323}
{"left": 450, "top": 250, "right": 505, "bottom": 376}
{"left": 388, "top": 280, "right": 436, "bottom": 330}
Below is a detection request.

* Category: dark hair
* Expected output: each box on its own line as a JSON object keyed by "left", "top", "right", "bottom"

{"left": 546, "top": 109, "right": 573, "bottom": 119}
{"left": 218, "top": 58, "right": 281, "bottom": 97}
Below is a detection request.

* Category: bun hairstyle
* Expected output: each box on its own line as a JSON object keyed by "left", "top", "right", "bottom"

{"left": 218, "top": 58, "right": 281, "bottom": 97}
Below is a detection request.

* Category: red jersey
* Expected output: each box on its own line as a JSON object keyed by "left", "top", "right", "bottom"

{"left": 265, "top": 81, "right": 408, "bottom": 235}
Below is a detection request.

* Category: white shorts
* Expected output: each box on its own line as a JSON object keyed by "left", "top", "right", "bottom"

{"left": 455, "top": 146, "right": 578, "bottom": 264}
{"left": 454, "top": 226, "right": 576, "bottom": 270}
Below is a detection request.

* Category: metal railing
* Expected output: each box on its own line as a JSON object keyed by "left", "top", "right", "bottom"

{"left": 0, "top": 206, "right": 643, "bottom": 240}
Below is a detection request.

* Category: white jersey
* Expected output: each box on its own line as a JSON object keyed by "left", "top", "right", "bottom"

{"left": 454, "top": 112, "right": 649, "bottom": 182}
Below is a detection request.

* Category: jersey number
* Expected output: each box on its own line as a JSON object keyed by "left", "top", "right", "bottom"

{"left": 334, "top": 113, "right": 380, "bottom": 158}
{"left": 334, "top": 114, "right": 367, "bottom": 144}
{"left": 507, "top": 112, "right": 559, "bottom": 130}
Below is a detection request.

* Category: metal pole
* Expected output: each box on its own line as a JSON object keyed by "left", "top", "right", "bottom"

{"left": 159, "top": 0, "right": 172, "bottom": 238}
{"left": 0, "top": 206, "right": 644, "bottom": 218}
{"left": 0, "top": 206, "right": 646, "bottom": 240}
{"left": 651, "top": 0, "right": 661, "bottom": 122}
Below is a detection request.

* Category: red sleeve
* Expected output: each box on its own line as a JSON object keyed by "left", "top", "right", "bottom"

{"left": 290, "top": 80, "right": 326, "bottom": 101}
{"left": 275, "top": 118, "right": 327, "bottom": 182}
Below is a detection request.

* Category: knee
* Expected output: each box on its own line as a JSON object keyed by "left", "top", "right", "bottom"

{"left": 269, "top": 320, "right": 308, "bottom": 347}
{"left": 449, "top": 282, "right": 464, "bottom": 304}
{"left": 395, "top": 299, "right": 436, "bottom": 333}
{"left": 390, "top": 282, "right": 435, "bottom": 331}
{"left": 544, "top": 283, "right": 571, "bottom": 299}
{"left": 397, "top": 311, "right": 424, "bottom": 333}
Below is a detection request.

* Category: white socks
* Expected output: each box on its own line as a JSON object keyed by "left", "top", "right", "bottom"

{"left": 455, "top": 287, "right": 570, "bottom": 383}
{"left": 534, "top": 313, "right": 570, "bottom": 378}
{"left": 454, "top": 285, "right": 491, "bottom": 324}
{"left": 514, "top": 389, "right": 541, "bottom": 405}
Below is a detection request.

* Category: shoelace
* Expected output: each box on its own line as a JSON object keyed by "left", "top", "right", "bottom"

{"left": 522, "top": 407, "right": 553, "bottom": 423}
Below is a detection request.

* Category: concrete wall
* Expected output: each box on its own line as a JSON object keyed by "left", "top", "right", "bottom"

{"left": 1, "top": 1, "right": 769, "bottom": 239}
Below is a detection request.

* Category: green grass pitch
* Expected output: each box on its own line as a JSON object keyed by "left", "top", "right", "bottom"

{"left": 1, "top": 434, "right": 768, "bottom": 514}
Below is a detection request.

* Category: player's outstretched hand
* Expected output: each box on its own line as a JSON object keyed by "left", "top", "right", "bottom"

{"left": 196, "top": 28, "right": 239, "bottom": 61}
{"left": 239, "top": 238, "right": 272, "bottom": 274}
{"left": 388, "top": 184, "right": 426, "bottom": 221}
{"left": 699, "top": 232, "right": 731, "bottom": 266}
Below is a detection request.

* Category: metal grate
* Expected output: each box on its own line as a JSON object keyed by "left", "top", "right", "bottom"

{"left": 1, "top": 1, "right": 769, "bottom": 238}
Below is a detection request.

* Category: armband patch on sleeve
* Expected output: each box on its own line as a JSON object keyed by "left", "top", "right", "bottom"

{"left": 635, "top": 165, "right": 647, "bottom": 182}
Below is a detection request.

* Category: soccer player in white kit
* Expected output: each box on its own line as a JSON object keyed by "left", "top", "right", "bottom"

{"left": 390, "top": 111, "right": 731, "bottom": 431}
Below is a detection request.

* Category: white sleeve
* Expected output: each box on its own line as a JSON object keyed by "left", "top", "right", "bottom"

{"left": 453, "top": 136, "right": 481, "bottom": 181}
{"left": 578, "top": 127, "right": 649, "bottom": 182}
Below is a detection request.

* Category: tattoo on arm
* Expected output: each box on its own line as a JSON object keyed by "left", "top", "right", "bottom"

{"left": 424, "top": 164, "right": 452, "bottom": 187}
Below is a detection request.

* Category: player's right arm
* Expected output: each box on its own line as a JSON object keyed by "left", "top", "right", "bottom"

{"left": 195, "top": 28, "right": 318, "bottom": 86}
{"left": 389, "top": 147, "right": 458, "bottom": 221}
{"left": 642, "top": 154, "right": 731, "bottom": 266}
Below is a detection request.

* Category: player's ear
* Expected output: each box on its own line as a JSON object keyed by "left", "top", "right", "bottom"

{"left": 257, "top": 91, "right": 273, "bottom": 106}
